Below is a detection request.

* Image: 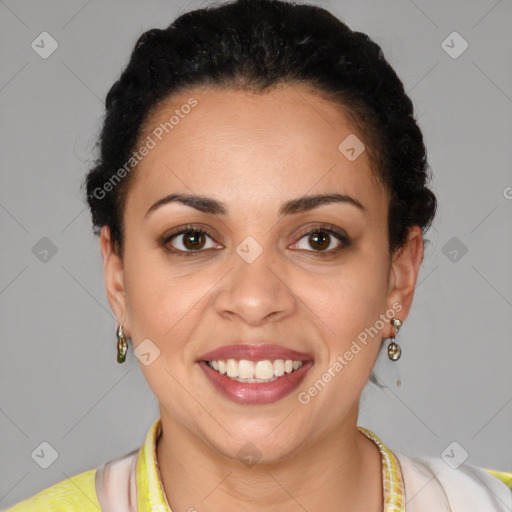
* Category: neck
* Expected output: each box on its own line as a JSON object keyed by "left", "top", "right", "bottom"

{"left": 155, "top": 409, "right": 383, "bottom": 512}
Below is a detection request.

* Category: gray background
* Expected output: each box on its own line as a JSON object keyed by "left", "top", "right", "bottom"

{"left": 1, "top": 0, "right": 511, "bottom": 507}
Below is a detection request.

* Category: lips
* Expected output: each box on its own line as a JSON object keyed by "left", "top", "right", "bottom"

{"left": 198, "top": 343, "right": 313, "bottom": 363}
{"left": 196, "top": 342, "right": 314, "bottom": 405}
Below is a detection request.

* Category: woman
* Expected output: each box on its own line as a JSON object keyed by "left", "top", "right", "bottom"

{"left": 6, "top": 0, "right": 511, "bottom": 510}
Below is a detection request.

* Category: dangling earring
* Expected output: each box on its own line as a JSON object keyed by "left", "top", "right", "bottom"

{"left": 116, "top": 323, "right": 128, "bottom": 363}
{"left": 387, "top": 318, "right": 402, "bottom": 361}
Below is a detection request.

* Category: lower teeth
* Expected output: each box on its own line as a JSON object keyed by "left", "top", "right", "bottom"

{"left": 229, "top": 376, "right": 280, "bottom": 383}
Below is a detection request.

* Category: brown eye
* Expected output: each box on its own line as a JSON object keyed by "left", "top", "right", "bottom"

{"left": 162, "top": 227, "right": 220, "bottom": 255}
{"left": 308, "top": 231, "right": 331, "bottom": 251}
{"left": 181, "top": 230, "right": 207, "bottom": 250}
{"left": 293, "top": 225, "right": 350, "bottom": 253}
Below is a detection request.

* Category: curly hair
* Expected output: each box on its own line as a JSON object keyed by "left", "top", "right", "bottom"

{"left": 83, "top": 0, "right": 436, "bottom": 260}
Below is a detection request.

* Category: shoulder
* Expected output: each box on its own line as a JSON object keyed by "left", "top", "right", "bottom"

{"left": 3, "top": 468, "right": 100, "bottom": 512}
{"left": 395, "top": 451, "right": 512, "bottom": 511}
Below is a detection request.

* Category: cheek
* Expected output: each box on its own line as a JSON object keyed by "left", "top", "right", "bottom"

{"left": 301, "top": 256, "right": 388, "bottom": 334}
{"left": 295, "top": 255, "right": 389, "bottom": 392}
{"left": 126, "top": 276, "right": 199, "bottom": 336}
{"left": 123, "top": 249, "right": 215, "bottom": 359}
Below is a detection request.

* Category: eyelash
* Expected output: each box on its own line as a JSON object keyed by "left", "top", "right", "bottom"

{"left": 160, "top": 224, "right": 350, "bottom": 258}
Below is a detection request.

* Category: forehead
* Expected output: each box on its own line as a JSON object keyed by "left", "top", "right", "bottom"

{"left": 126, "top": 84, "right": 387, "bottom": 219}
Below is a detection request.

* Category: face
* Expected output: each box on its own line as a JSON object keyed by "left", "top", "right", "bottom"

{"left": 100, "top": 84, "right": 423, "bottom": 463}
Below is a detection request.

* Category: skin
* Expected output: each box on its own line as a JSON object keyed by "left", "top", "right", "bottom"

{"left": 100, "top": 83, "right": 423, "bottom": 512}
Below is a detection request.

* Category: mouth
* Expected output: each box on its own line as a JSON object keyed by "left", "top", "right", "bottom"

{"left": 203, "top": 357, "right": 307, "bottom": 383}
{"left": 196, "top": 343, "right": 314, "bottom": 405}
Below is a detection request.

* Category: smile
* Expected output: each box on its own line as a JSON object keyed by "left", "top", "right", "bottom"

{"left": 198, "top": 359, "right": 314, "bottom": 405}
{"left": 205, "top": 358, "right": 305, "bottom": 382}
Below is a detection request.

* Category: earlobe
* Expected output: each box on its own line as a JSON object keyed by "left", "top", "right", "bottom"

{"left": 99, "top": 226, "right": 128, "bottom": 329}
{"left": 385, "top": 226, "right": 424, "bottom": 335}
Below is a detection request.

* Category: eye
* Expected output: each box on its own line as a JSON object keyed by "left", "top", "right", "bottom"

{"left": 160, "top": 223, "right": 350, "bottom": 257}
{"left": 292, "top": 224, "right": 350, "bottom": 253}
{"left": 161, "top": 226, "right": 221, "bottom": 256}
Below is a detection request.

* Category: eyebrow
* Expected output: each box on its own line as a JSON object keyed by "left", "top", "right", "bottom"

{"left": 144, "top": 192, "right": 366, "bottom": 219}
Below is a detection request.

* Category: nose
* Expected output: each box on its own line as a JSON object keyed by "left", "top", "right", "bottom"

{"left": 213, "top": 245, "right": 297, "bottom": 327}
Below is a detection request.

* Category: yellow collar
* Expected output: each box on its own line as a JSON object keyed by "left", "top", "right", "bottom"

{"left": 358, "top": 426, "right": 405, "bottom": 511}
{"left": 136, "top": 418, "right": 171, "bottom": 511}
{"left": 136, "top": 418, "right": 405, "bottom": 511}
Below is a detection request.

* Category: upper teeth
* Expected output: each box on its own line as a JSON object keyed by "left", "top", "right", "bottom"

{"left": 207, "top": 359, "right": 304, "bottom": 379}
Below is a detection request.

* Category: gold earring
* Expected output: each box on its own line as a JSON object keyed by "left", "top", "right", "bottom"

{"left": 387, "top": 318, "right": 402, "bottom": 361}
{"left": 116, "top": 324, "right": 128, "bottom": 364}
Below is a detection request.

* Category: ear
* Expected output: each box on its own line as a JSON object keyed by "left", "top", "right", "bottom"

{"left": 99, "top": 226, "right": 129, "bottom": 333}
{"left": 384, "top": 225, "right": 424, "bottom": 337}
